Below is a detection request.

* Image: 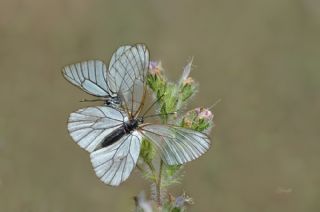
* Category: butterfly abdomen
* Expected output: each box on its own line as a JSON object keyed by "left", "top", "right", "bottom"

{"left": 100, "top": 119, "right": 138, "bottom": 148}
{"left": 100, "top": 127, "right": 127, "bottom": 148}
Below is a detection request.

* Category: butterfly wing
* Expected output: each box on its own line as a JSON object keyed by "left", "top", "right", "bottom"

{"left": 90, "top": 131, "right": 142, "bottom": 186}
{"left": 62, "top": 60, "right": 111, "bottom": 97}
{"left": 67, "top": 106, "right": 126, "bottom": 152}
{"left": 109, "top": 45, "right": 131, "bottom": 67}
{"left": 107, "top": 44, "right": 149, "bottom": 116}
{"left": 68, "top": 106, "right": 142, "bottom": 186}
{"left": 140, "top": 124, "right": 211, "bottom": 165}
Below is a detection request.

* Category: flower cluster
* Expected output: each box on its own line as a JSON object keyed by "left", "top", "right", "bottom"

{"left": 137, "top": 60, "right": 214, "bottom": 212}
{"left": 181, "top": 107, "right": 214, "bottom": 133}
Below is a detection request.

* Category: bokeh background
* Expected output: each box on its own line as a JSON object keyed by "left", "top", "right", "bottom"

{"left": 1, "top": 0, "right": 320, "bottom": 211}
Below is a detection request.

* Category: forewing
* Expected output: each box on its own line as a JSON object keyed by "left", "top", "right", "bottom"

{"left": 62, "top": 60, "right": 110, "bottom": 97}
{"left": 109, "top": 45, "right": 131, "bottom": 67}
{"left": 90, "top": 131, "right": 142, "bottom": 186}
{"left": 107, "top": 44, "right": 149, "bottom": 115}
{"left": 68, "top": 106, "right": 127, "bottom": 152}
{"left": 140, "top": 125, "right": 211, "bottom": 165}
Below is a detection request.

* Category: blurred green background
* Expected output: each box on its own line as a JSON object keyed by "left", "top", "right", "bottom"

{"left": 0, "top": 0, "right": 320, "bottom": 211}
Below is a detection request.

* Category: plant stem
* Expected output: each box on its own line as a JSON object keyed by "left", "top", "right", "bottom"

{"left": 156, "top": 159, "right": 164, "bottom": 207}
{"left": 146, "top": 161, "right": 157, "bottom": 182}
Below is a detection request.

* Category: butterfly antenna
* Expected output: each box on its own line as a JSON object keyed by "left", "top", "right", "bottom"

{"left": 80, "top": 98, "right": 105, "bottom": 103}
{"left": 143, "top": 111, "right": 177, "bottom": 119}
{"left": 141, "top": 94, "right": 165, "bottom": 118}
{"left": 208, "top": 98, "right": 222, "bottom": 110}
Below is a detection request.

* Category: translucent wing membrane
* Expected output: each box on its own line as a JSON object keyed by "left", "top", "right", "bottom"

{"left": 62, "top": 44, "right": 149, "bottom": 113}
{"left": 107, "top": 44, "right": 149, "bottom": 116}
{"left": 140, "top": 125, "right": 211, "bottom": 165}
{"left": 109, "top": 45, "right": 131, "bottom": 67}
{"left": 62, "top": 60, "right": 110, "bottom": 97}
{"left": 90, "top": 131, "right": 142, "bottom": 186}
{"left": 68, "top": 106, "right": 127, "bottom": 152}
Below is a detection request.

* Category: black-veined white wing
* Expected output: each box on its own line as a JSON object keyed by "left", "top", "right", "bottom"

{"left": 68, "top": 106, "right": 126, "bottom": 152}
{"left": 62, "top": 60, "right": 111, "bottom": 97}
{"left": 107, "top": 44, "right": 149, "bottom": 115}
{"left": 140, "top": 124, "right": 211, "bottom": 165}
{"left": 62, "top": 45, "right": 144, "bottom": 98}
{"left": 90, "top": 131, "right": 142, "bottom": 186}
{"left": 109, "top": 45, "right": 131, "bottom": 67}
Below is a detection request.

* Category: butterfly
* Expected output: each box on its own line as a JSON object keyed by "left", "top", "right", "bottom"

{"left": 66, "top": 44, "right": 211, "bottom": 186}
{"left": 62, "top": 44, "right": 149, "bottom": 107}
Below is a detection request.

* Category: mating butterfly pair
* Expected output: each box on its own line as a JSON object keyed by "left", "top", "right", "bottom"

{"left": 62, "top": 44, "right": 211, "bottom": 186}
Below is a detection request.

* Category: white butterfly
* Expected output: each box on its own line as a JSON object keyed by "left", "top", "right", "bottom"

{"left": 66, "top": 45, "right": 211, "bottom": 186}
{"left": 62, "top": 44, "right": 149, "bottom": 107}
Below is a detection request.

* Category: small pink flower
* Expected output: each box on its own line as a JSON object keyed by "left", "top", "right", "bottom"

{"left": 149, "top": 61, "right": 162, "bottom": 76}
{"left": 195, "top": 107, "right": 201, "bottom": 114}
{"left": 149, "top": 61, "right": 158, "bottom": 70}
{"left": 199, "top": 109, "right": 213, "bottom": 120}
{"left": 175, "top": 193, "right": 194, "bottom": 208}
{"left": 182, "top": 77, "right": 194, "bottom": 86}
{"left": 134, "top": 192, "right": 153, "bottom": 212}
{"left": 195, "top": 107, "right": 214, "bottom": 121}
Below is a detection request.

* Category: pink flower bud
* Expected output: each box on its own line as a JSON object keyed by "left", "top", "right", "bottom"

{"left": 149, "top": 61, "right": 162, "bottom": 76}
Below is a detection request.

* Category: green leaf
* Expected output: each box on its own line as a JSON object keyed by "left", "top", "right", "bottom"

{"left": 140, "top": 139, "right": 156, "bottom": 163}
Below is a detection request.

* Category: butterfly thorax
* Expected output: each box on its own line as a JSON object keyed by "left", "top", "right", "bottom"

{"left": 123, "top": 119, "right": 139, "bottom": 132}
{"left": 105, "top": 95, "right": 121, "bottom": 106}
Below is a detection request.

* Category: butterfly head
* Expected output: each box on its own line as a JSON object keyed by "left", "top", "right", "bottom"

{"left": 124, "top": 118, "right": 141, "bottom": 133}
{"left": 111, "top": 95, "right": 121, "bottom": 105}
{"left": 104, "top": 95, "right": 121, "bottom": 106}
{"left": 137, "top": 117, "right": 144, "bottom": 124}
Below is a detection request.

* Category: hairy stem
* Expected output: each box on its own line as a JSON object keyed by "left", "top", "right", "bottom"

{"left": 156, "top": 159, "right": 164, "bottom": 207}
{"left": 146, "top": 161, "right": 157, "bottom": 182}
